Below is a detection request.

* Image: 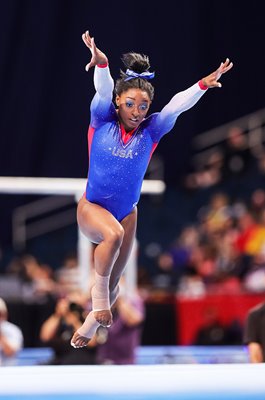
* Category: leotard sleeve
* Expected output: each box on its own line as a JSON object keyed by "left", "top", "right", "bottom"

{"left": 90, "top": 65, "right": 115, "bottom": 128}
{"left": 149, "top": 82, "right": 207, "bottom": 143}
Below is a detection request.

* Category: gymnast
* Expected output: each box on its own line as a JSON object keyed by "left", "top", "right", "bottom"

{"left": 71, "top": 30, "right": 233, "bottom": 348}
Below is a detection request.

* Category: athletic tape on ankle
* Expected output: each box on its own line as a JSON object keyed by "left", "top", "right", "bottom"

{"left": 92, "top": 272, "right": 110, "bottom": 311}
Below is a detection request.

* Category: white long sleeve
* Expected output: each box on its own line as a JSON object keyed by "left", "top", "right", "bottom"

{"left": 160, "top": 82, "right": 206, "bottom": 120}
{"left": 152, "top": 82, "right": 207, "bottom": 139}
{"left": 93, "top": 65, "right": 114, "bottom": 99}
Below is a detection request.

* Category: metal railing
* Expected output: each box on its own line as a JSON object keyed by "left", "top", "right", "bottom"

{"left": 191, "top": 107, "right": 265, "bottom": 168}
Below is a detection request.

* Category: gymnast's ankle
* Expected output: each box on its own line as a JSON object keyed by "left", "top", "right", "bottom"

{"left": 93, "top": 309, "right": 113, "bottom": 327}
{"left": 91, "top": 272, "right": 110, "bottom": 310}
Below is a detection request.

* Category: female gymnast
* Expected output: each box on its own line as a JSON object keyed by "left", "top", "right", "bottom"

{"left": 71, "top": 30, "right": 233, "bottom": 348}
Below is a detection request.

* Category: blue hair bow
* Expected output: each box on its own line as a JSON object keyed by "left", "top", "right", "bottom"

{"left": 124, "top": 68, "right": 155, "bottom": 81}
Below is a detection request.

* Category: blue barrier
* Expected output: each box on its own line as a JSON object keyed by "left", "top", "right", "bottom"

{"left": 15, "top": 345, "right": 249, "bottom": 366}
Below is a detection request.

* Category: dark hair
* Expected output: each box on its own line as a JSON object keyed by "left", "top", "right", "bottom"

{"left": 115, "top": 52, "right": 155, "bottom": 101}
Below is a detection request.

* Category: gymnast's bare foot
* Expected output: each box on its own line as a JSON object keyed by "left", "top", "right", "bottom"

{"left": 93, "top": 309, "right": 113, "bottom": 327}
{"left": 70, "top": 311, "right": 100, "bottom": 348}
{"left": 71, "top": 331, "right": 90, "bottom": 348}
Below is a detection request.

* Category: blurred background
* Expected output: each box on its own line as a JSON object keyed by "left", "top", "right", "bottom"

{"left": 0, "top": 0, "right": 265, "bottom": 363}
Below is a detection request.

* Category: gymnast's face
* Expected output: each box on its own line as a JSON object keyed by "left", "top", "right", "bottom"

{"left": 116, "top": 88, "right": 151, "bottom": 132}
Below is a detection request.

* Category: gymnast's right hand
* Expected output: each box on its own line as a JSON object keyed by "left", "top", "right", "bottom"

{"left": 82, "top": 30, "right": 108, "bottom": 71}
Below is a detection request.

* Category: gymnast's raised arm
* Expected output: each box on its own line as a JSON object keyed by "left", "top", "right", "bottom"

{"left": 82, "top": 31, "right": 114, "bottom": 124}
{"left": 152, "top": 58, "right": 233, "bottom": 139}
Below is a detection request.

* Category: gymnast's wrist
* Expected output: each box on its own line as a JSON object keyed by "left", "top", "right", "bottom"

{"left": 199, "top": 79, "right": 208, "bottom": 90}
{"left": 97, "top": 62, "right": 108, "bottom": 68}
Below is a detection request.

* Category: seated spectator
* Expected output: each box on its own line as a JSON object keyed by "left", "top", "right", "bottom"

{"left": 188, "top": 242, "right": 219, "bottom": 285}
{"left": 198, "top": 192, "right": 232, "bottom": 236}
{"left": 155, "top": 226, "right": 199, "bottom": 288}
{"left": 0, "top": 297, "right": 23, "bottom": 366}
{"left": 193, "top": 307, "right": 228, "bottom": 345}
{"left": 220, "top": 126, "right": 257, "bottom": 181}
{"left": 250, "top": 189, "right": 265, "bottom": 221}
{"left": 55, "top": 253, "right": 82, "bottom": 297}
{"left": 243, "top": 301, "right": 265, "bottom": 363}
{"left": 96, "top": 283, "right": 145, "bottom": 365}
{"left": 184, "top": 149, "right": 223, "bottom": 190}
{"left": 39, "top": 296, "right": 97, "bottom": 365}
{"left": 234, "top": 211, "right": 265, "bottom": 257}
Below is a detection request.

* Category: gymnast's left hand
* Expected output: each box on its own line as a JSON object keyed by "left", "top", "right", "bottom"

{"left": 82, "top": 30, "right": 108, "bottom": 71}
{"left": 201, "top": 58, "right": 233, "bottom": 88}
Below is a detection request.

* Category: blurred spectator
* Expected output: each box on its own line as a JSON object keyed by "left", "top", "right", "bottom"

{"left": 188, "top": 242, "right": 219, "bottom": 284}
{"left": 234, "top": 211, "right": 265, "bottom": 256}
{"left": 184, "top": 149, "right": 223, "bottom": 190}
{"left": 250, "top": 189, "right": 265, "bottom": 221}
{"left": 155, "top": 226, "right": 199, "bottom": 288}
{"left": 244, "top": 252, "right": 265, "bottom": 293}
{"left": 243, "top": 301, "right": 265, "bottom": 363}
{"left": 39, "top": 296, "right": 97, "bottom": 365}
{"left": 177, "top": 275, "right": 206, "bottom": 298}
{"left": 55, "top": 253, "right": 82, "bottom": 297}
{"left": 0, "top": 297, "right": 23, "bottom": 366}
{"left": 193, "top": 307, "right": 228, "bottom": 345}
{"left": 214, "top": 229, "right": 247, "bottom": 286}
{"left": 96, "top": 284, "right": 145, "bottom": 365}
{"left": 6, "top": 254, "right": 56, "bottom": 299}
{"left": 220, "top": 126, "right": 256, "bottom": 181}
{"left": 198, "top": 192, "right": 232, "bottom": 235}
{"left": 184, "top": 126, "right": 257, "bottom": 193}
{"left": 194, "top": 306, "right": 242, "bottom": 346}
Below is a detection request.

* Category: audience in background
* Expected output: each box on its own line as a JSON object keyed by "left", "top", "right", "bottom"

{"left": 0, "top": 297, "right": 23, "bottom": 366}
{"left": 151, "top": 185, "right": 265, "bottom": 297}
{"left": 6, "top": 254, "right": 56, "bottom": 299}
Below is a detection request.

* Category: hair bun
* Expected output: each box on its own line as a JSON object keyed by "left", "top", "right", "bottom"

{"left": 121, "top": 52, "right": 151, "bottom": 74}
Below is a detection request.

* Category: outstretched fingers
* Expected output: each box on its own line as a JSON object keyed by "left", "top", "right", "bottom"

{"left": 211, "top": 58, "right": 233, "bottom": 87}
{"left": 222, "top": 58, "right": 233, "bottom": 73}
{"left": 217, "top": 58, "right": 233, "bottom": 74}
{"left": 82, "top": 30, "right": 95, "bottom": 71}
{"left": 82, "top": 30, "right": 92, "bottom": 48}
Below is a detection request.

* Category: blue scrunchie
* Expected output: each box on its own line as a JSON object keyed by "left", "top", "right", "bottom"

{"left": 124, "top": 68, "right": 155, "bottom": 81}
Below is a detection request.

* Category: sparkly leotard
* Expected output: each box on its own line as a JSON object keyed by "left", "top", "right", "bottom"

{"left": 85, "top": 65, "right": 207, "bottom": 221}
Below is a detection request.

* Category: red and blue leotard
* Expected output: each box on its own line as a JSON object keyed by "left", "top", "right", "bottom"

{"left": 85, "top": 65, "right": 207, "bottom": 221}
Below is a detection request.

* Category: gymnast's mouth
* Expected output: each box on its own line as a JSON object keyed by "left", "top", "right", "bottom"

{"left": 129, "top": 118, "right": 139, "bottom": 125}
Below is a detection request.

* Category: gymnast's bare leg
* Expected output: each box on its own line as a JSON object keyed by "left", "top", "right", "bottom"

{"left": 71, "top": 197, "right": 137, "bottom": 348}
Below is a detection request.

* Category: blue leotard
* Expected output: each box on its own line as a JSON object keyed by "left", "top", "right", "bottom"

{"left": 85, "top": 65, "right": 207, "bottom": 221}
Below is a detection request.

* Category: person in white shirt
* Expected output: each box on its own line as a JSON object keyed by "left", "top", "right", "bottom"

{"left": 0, "top": 297, "right": 24, "bottom": 366}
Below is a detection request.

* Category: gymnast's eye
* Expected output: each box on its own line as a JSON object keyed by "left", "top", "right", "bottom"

{"left": 126, "top": 101, "right": 134, "bottom": 108}
{"left": 139, "top": 103, "right": 148, "bottom": 111}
